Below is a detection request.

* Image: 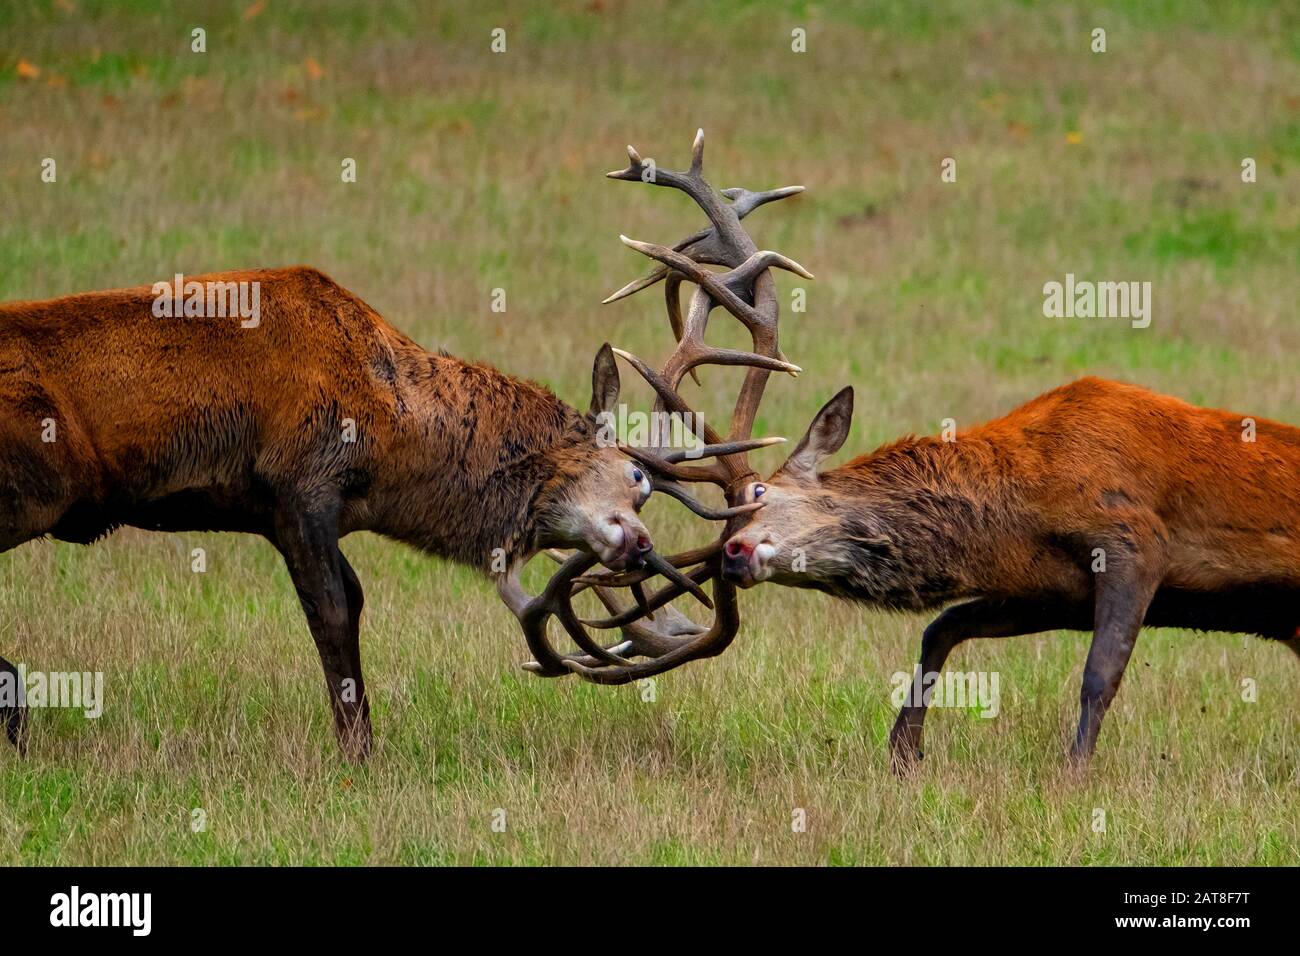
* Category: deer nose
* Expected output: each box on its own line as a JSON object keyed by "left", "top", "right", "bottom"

{"left": 724, "top": 538, "right": 752, "bottom": 560}
{"left": 636, "top": 534, "right": 652, "bottom": 554}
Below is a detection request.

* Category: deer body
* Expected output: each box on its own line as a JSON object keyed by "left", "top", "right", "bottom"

{"left": 722, "top": 377, "right": 1300, "bottom": 768}
{"left": 0, "top": 266, "right": 655, "bottom": 758}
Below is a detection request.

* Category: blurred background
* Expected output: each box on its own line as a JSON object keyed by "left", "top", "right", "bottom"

{"left": 0, "top": 1, "right": 1296, "bottom": 865}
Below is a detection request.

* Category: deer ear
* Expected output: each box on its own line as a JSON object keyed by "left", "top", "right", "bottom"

{"left": 589, "top": 343, "right": 621, "bottom": 417}
{"left": 781, "top": 386, "right": 853, "bottom": 482}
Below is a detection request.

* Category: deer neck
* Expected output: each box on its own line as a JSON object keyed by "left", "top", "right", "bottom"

{"left": 817, "top": 438, "right": 990, "bottom": 609}
{"left": 366, "top": 346, "right": 593, "bottom": 571}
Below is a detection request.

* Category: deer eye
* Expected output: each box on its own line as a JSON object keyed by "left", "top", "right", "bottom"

{"left": 751, "top": 483, "right": 767, "bottom": 501}
{"left": 626, "top": 462, "right": 651, "bottom": 508}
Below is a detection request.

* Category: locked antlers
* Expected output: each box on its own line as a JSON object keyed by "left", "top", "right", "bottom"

{"left": 513, "top": 129, "right": 809, "bottom": 684}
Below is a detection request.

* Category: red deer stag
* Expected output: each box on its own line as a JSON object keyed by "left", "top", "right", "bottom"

{"left": 516, "top": 129, "right": 811, "bottom": 686}
{"left": 720, "top": 379, "right": 1300, "bottom": 770}
{"left": 722, "top": 379, "right": 1300, "bottom": 770}
{"left": 0, "top": 266, "right": 757, "bottom": 759}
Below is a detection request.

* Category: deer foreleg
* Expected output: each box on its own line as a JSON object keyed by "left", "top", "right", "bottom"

{"left": 1069, "top": 527, "right": 1166, "bottom": 766}
{"left": 273, "top": 503, "right": 371, "bottom": 762}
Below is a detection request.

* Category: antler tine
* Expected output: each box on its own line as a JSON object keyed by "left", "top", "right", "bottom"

{"left": 512, "top": 547, "right": 720, "bottom": 676}
{"left": 517, "top": 542, "right": 728, "bottom": 675}
{"left": 498, "top": 552, "right": 599, "bottom": 677}
{"left": 663, "top": 274, "right": 700, "bottom": 386}
{"left": 573, "top": 542, "right": 719, "bottom": 589}
{"left": 606, "top": 131, "right": 745, "bottom": 249}
{"left": 661, "top": 436, "right": 786, "bottom": 464}
{"left": 651, "top": 479, "right": 765, "bottom": 521}
{"left": 523, "top": 588, "right": 709, "bottom": 675}
{"left": 721, "top": 184, "right": 805, "bottom": 217}
{"left": 689, "top": 126, "right": 705, "bottom": 174}
{"left": 619, "top": 237, "right": 813, "bottom": 331}
{"left": 621, "top": 444, "right": 727, "bottom": 486}
{"left": 562, "top": 564, "right": 744, "bottom": 685}
{"left": 602, "top": 187, "right": 803, "bottom": 307}
{"left": 618, "top": 236, "right": 810, "bottom": 383}
{"left": 521, "top": 543, "right": 733, "bottom": 675}
{"left": 580, "top": 563, "right": 715, "bottom": 629}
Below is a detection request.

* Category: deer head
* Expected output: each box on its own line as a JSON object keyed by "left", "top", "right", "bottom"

{"left": 528, "top": 343, "right": 656, "bottom": 573}
{"left": 503, "top": 129, "right": 811, "bottom": 684}
{"left": 720, "top": 387, "right": 881, "bottom": 592}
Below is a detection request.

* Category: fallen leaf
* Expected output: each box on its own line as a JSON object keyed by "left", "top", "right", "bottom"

{"left": 15, "top": 59, "right": 40, "bottom": 80}
{"left": 304, "top": 56, "right": 324, "bottom": 80}
{"left": 243, "top": 0, "right": 267, "bottom": 21}
{"left": 54, "top": 0, "right": 76, "bottom": 11}
{"left": 1066, "top": 130, "right": 1083, "bottom": 145}
{"left": 45, "top": 73, "right": 68, "bottom": 88}
{"left": 1006, "top": 120, "right": 1030, "bottom": 142}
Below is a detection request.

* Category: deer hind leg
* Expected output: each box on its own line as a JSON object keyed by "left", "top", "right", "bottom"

{"left": 337, "top": 551, "right": 370, "bottom": 742}
{"left": 0, "top": 532, "right": 36, "bottom": 754}
{"left": 0, "top": 510, "right": 74, "bottom": 757}
{"left": 1283, "top": 635, "right": 1300, "bottom": 663}
{"left": 272, "top": 502, "right": 372, "bottom": 762}
{"left": 890, "top": 598, "right": 1091, "bottom": 775}
{"left": 0, "top": 400, "right": 95, "bottom": 755}
{"left": 0, "top": 656, "right": 28, "bottom": 753}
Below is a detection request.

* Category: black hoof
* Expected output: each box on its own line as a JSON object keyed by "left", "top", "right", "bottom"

{"left": 3, "top": 707, "right": 27, "bottom": 754}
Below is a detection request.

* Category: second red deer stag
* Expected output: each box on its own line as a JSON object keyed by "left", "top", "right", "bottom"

{"left": 720, "top": 378, "right": 1300, "bottom": 769}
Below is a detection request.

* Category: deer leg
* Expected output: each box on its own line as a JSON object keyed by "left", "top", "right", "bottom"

{"left": 890, "top": 598, "right": 1092, "bottom": 775}
{"left": 1069, "top": 533, "right": 1165, "bottom": 767}
{"left": 0, "top": 656, "right": 28, "bottom": 754}
{"left": 273, "top": 504, "right": 372, "bottom": 762}
{"left": 1282, "top": 631, "right": 1300, "bottom": 663}
{"left": 0, "top": 522, "right": 60, "bottom": 756}
{"left": 337, "top": 550, "right": 370, "bottom": 738}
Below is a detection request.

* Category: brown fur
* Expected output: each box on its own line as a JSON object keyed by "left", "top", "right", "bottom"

{"left": 724, "top": 378, "right": 1300, "bottom": 768}
{"left": 0, "top": 266, "right": 651, "bottom": 757}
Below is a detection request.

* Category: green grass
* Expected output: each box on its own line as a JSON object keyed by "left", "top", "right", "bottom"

{"left": 0, "top": 0, "right": 1297, "bottom": 864}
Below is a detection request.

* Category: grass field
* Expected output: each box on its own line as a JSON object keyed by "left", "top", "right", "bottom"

{"left": 1, "top": 0, "right": 1298, "bottom": 865}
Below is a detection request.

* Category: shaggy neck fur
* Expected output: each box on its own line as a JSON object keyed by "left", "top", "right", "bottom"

{"left": 368, "top": 343, "right": 598, "bottom": 570}
{"left": 807, "top": 436, "right": 1004, "bottom": 611}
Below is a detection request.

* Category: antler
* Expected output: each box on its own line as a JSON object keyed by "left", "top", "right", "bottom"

{"left": 518, "top": 129, "right": 808, "bottom": 684}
